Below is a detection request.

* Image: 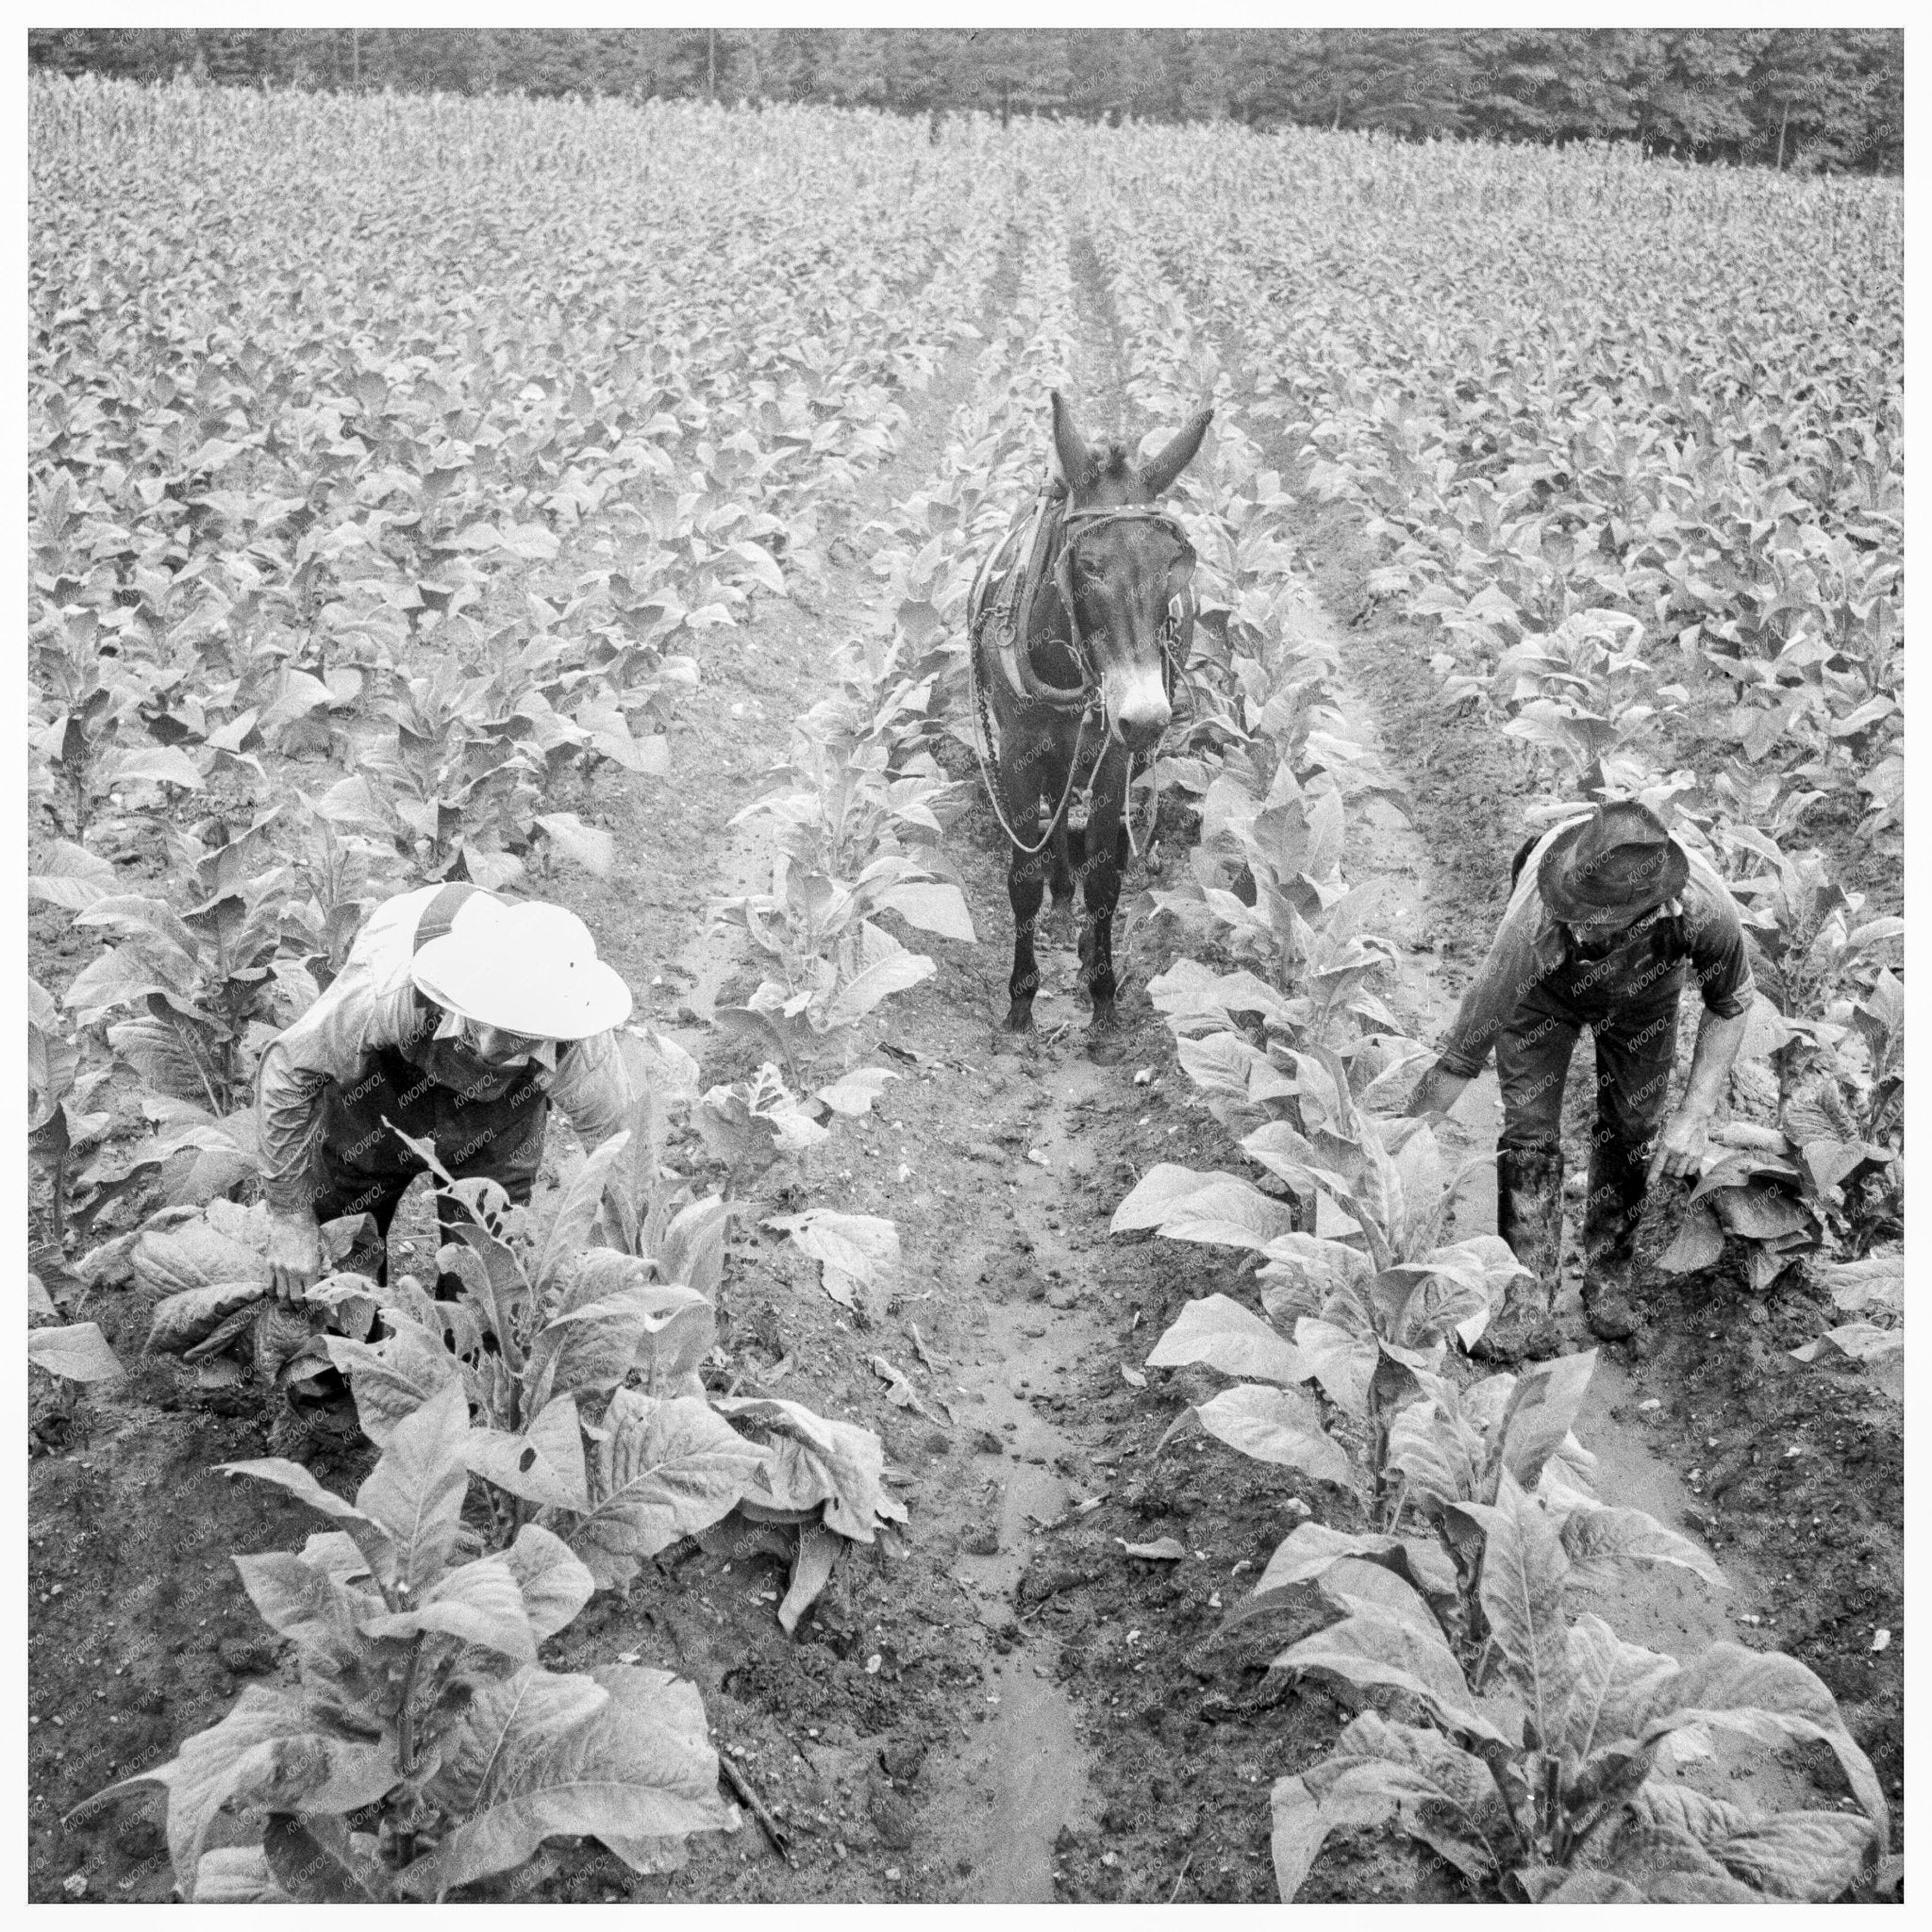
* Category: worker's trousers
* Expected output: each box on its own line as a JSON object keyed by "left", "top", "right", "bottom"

{"left": 1493, "top": 958, "right": 1683, "bottom": 1296}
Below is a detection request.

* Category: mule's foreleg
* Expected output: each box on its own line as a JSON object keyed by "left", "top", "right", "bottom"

{"left": 1005, "top": 830, "right": 1050, "bottom": 1031}
{"left": 1076, "top": 790, "right": 1130, "bottom": 1032}
{"left": 1048, "top": 818, "right": 1078, "bottom": 927}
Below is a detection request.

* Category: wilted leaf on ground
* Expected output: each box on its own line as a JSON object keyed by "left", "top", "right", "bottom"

{"left": 1790, "top": 1323, "right": 1904, "bottom": 1366}
{"left": 715, "top": 1394, "right": 907, "bottom": 1541}
{"left": 778, "top": 1520, "right": 841, "bottom": 1634}
{"left": 28, "top": 1321, "right": 125, "bottom": 1382}
{"left": 535, "top": 812, "right": 615, "bottom": 876}
{"left": 767, "top": 1208, "right": 899, "bottom": 1314}
{"left": 813, "top": 1065, "right": 898, "bottom": 1117}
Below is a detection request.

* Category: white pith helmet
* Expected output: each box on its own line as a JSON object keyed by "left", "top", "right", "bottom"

{"left": 410, "top": 896, "right": 633, "bottom": 1040}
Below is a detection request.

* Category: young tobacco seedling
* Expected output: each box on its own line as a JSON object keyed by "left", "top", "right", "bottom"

{"left": 692, "top": 1058, "right": 902, "bottom": 1180}
{"left": 71, "top": 1381, "right": 739, "bottom": 1901}
{"left": 1269, "top": 1468, "right": 1887, "bottom": 1903}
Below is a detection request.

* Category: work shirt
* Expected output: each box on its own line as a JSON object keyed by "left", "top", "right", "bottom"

{"left": 1436, "top": 824, "right": 1754, "bottom": 1080}
{"left": 257, "top": 884, "right": 632, "bottom": 1213}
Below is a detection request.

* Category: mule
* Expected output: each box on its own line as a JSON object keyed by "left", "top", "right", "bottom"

{"left": 967, "top": 390, "right": 1211, "bottom": 1038}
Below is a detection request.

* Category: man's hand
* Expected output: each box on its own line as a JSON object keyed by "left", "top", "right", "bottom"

{"left": 1647, "top": 1108, "right": 1709, "bottom": 1185}
{"left": 1405, "top": 1060, "right": 1473, "bottom": 1123}
{"left": 266, "top": 1208, "right": 324, "bottom": 1303}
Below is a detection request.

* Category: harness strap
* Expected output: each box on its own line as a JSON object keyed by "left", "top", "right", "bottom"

{"left": 968, "top": 493, "right": 1197, "bottom": 858}
{"left": 974, "top": 484, "right": 1089, "bottom": 712}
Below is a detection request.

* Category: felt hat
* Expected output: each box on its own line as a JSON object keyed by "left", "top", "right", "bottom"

{"left": 411, "top": 896, "right": 633, "bottom": 1040}
{"left": 1538, "top": 800, "right": 1688, "bottom": 924}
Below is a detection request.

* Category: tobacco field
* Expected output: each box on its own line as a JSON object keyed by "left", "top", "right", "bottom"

{"left": 27, "top": 76, "right": 1904, "bottom": 1905}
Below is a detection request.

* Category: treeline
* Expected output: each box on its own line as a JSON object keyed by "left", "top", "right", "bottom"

{"left": 27, "top": 26, "right": 1904, "bottom": 174}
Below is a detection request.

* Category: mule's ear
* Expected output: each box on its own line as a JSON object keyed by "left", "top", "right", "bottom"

{"left": 1140, "top": 408, "right": 1214, "bottom": 497}
{"left": 1049, "top": 390, "right": 1092, "bottom": 490}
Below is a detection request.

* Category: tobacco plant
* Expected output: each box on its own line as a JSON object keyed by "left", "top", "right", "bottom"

{"left": 1651, "top": 827, "right": 1907, "bottom": 1287}
{"left": 73, "top": 1382, "right": 739, "bottom": 1901}
{"left": 325, "top": 1111, "right": 902, "bottom": 1624}
{"left": 319, "top": 1129, "right": 761, "bottom": 1579}
{"left": 710, "top": 631, "right": 974, "bottom": 1076}
{"left": 28, "top": 974, "right": 110, "bottom": 1242}
{"left": 1789, "top": 1246, "right": 1902, "bottom": 1374}
{"left": 29, "top": 604, "right": 208, "bottom": 840}
{"left": 1269, "top": 1469, "right": 1887, "bottom": 1903}
{"left": 62, "top": 808, "right": 300, "bottom": 1119}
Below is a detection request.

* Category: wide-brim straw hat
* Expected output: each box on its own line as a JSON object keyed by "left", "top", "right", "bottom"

{"left": 411, "top": 896, "right": 633, "bottom": 1040}
{"left": 1539, "top": 799, "right": 1689, "bottom": 924}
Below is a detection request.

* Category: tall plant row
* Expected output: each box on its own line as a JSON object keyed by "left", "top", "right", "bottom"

{"left": 28, "top": 81, "right": 1024, "bottom": 1901}
{"left": 28, "top": 81, "right": 1013, "bottom": 1241}
{"left": 1087, "top": 125, "right": 1903, "bottom": 1365}
{"left": 1058, "top": 213, "right": 1890, "bottom": 1901}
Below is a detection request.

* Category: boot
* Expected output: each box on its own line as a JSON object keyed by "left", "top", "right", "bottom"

{"left": 1477, "top": 1148, "right": 1565, "bottom": 1363}
{"left": 1579, "top": 1135, "right": 1648, "bottom": 1341}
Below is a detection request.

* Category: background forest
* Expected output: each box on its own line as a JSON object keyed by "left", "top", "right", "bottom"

{"left": 27, "top": 25, "right": 1905, "bottom": 175}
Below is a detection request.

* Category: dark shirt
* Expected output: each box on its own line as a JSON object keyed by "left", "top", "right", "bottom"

{"left": 1437, "top": 824, "right": 1754, "bottom": 1079}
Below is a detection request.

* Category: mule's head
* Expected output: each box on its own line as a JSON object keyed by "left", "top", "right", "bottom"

{"left": 1049, "top": 389, "right": 1212, "bottom": 754}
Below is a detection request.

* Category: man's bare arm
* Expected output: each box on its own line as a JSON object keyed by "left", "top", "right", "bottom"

{"left": 1650, "top": 1005, "right": 1751, "bottom": 1182}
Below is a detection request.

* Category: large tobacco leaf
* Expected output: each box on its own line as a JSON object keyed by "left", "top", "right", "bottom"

{"left": 403, "top": 1664, "right": 737, "bottom": 1898}
{"left": 555, "top": 1389, "right": 766, "bottom": 1589}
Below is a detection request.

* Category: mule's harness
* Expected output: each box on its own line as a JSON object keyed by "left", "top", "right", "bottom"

{"left": 968, "top": 490, "right": 1197, "bottom": 859}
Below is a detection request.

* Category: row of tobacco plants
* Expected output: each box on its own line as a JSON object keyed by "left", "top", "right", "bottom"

{"left": 1070, "top": 225, "right": 1893, "bottom": 1903}
{"left": 1080, "top": 123, "right": 1904, "bottom": 1378}
{"left": 27, "top": 79, "right": 1028, "bottom": 1902}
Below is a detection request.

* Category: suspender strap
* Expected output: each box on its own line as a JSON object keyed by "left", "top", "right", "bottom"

{"left": 414, "top": 881, "right": 482, "bottom": 952}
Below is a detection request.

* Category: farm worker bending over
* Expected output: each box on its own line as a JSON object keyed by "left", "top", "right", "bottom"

{"left": 257, "top": 881, "right": 635, "bottom": 1299}
{"left": 1405, "top": 800, "right": 1753, "bottom": 1359}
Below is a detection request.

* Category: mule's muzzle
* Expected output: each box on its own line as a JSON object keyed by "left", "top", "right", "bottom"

{"left": 1112, "top": 691, "right": 1172, "bottom": 753}
{"left": 1102, "top": 660, "right": 1171, "bottom": 753}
